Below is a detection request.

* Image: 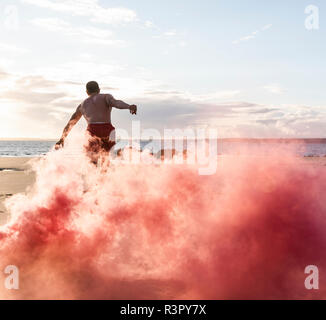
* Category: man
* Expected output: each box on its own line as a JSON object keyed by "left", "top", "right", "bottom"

{"left": 55, "top": 81, "right": 137, "bottom": 164}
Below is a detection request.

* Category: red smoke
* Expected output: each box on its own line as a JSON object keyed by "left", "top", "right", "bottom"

{"left": 1, "top": 144, "right": 326, "bottom": 299}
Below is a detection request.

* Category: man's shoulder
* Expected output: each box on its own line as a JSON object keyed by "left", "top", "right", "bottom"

{"left": 101, "top": 93, "right": 114, "bottom": 106}
{"left": 79, "top": 97, "right": 88, "bottom": 109}
{"left": 100, "top": 93, "right": 113, "bottom": 99}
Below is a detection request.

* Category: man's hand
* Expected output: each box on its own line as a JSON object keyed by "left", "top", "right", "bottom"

{"left": 55, "top": 138, "right": 64, "bottom": 150}
{"left": 129, "top": 105, "right": 137, "bottom": 115}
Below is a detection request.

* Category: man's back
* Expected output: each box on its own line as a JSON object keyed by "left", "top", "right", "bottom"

{"left": 80, "top": 94, "right": 112, "bottom": 124}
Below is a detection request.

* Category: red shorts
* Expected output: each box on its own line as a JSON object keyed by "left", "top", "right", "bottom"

{"left": 85, "top": 123, "right": 116, "bottom": 154}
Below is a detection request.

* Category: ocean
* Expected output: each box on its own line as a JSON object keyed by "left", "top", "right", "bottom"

{"left": 1, "top": 139, "right": 326, "bottom": 157}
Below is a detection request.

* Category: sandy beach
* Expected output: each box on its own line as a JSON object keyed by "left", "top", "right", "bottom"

{"left": 0, "top": 157, "right": 36, "bottom": 224}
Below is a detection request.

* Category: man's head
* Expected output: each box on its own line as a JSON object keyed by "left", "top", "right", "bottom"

{"left": 86, "top": 81, "right": 100, "bottom": 95}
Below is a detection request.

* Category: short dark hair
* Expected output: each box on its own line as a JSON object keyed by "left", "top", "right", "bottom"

{"left": 86, "top": 81, "right": 100, "bottom": 94}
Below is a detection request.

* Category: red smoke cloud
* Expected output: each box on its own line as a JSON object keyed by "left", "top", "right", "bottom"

{"left": 1, "top": 143, "right": 326, "bottom": 299}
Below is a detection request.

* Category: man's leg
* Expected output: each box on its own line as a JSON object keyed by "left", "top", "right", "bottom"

{"left": 98, "top": 138, "right": 116, "bottom": 173}
{"left": 85, "top": 136, "right": 101, "bottom": 166}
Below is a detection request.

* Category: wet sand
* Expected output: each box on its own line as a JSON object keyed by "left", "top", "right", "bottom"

{"left": 0, "top": 158, "right": 36, "bottom": 224}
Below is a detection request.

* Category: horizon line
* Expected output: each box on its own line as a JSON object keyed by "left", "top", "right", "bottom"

{"left": 2, "top": 137, "right": 326, "bottom": 141}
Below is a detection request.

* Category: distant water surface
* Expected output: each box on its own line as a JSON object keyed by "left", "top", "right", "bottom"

{"left": 1, "top": 139, "right": 326, "bottom": 157}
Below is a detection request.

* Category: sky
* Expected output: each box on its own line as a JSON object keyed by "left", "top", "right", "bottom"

{"left": 0, "top": 0, "right": 325, "bottom": 139}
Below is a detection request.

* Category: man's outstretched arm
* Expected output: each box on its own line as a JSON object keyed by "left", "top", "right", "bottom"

{"left": 55, "top": 105, "right": 82, "bottom": 149}
{"left": 106, "top": 94, "right": 137, "bottom": 115}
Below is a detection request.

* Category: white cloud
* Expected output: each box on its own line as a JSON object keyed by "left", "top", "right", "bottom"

{"left": 1, "top": 59, "right": 323, "bottom": 139}
{"left": 232, "top": 24, "right": 272, "bottom": 45}
{"left": 144, "top": 89, "right": 242, "bottom": 104}
{"left": 144, "top": 20, "right": 154, "bottom": 28}
{"left": 188, "top": 90, "right": 242, "bottom": 102}
{"left": 32, "top": 60, "right": 158, "bottom": 100}
{"left": 262, "top": 24, "right": 272, "bottom": 31}
{"left": 30, "top": 18, "right": 125, "bottom": 46}
{"left": 31, "top": 17, "right": 69, "bottom": 31}
{"left": 1, "top": 68, "right": 326, "bottom": 138}
{"left": 164, "top": 30, "right": 177, "bottom": 37}
{"left": 0, "top": 42, "right": 29, "bottom": 54}
{"left": 21, "top": 0, "right": 137, "bottom": 25}
{"left": 263, "top": 84, "right": 286, "bottom": 94}
{"left": 232, "top": 35, "right": 255, "bottom": 44}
